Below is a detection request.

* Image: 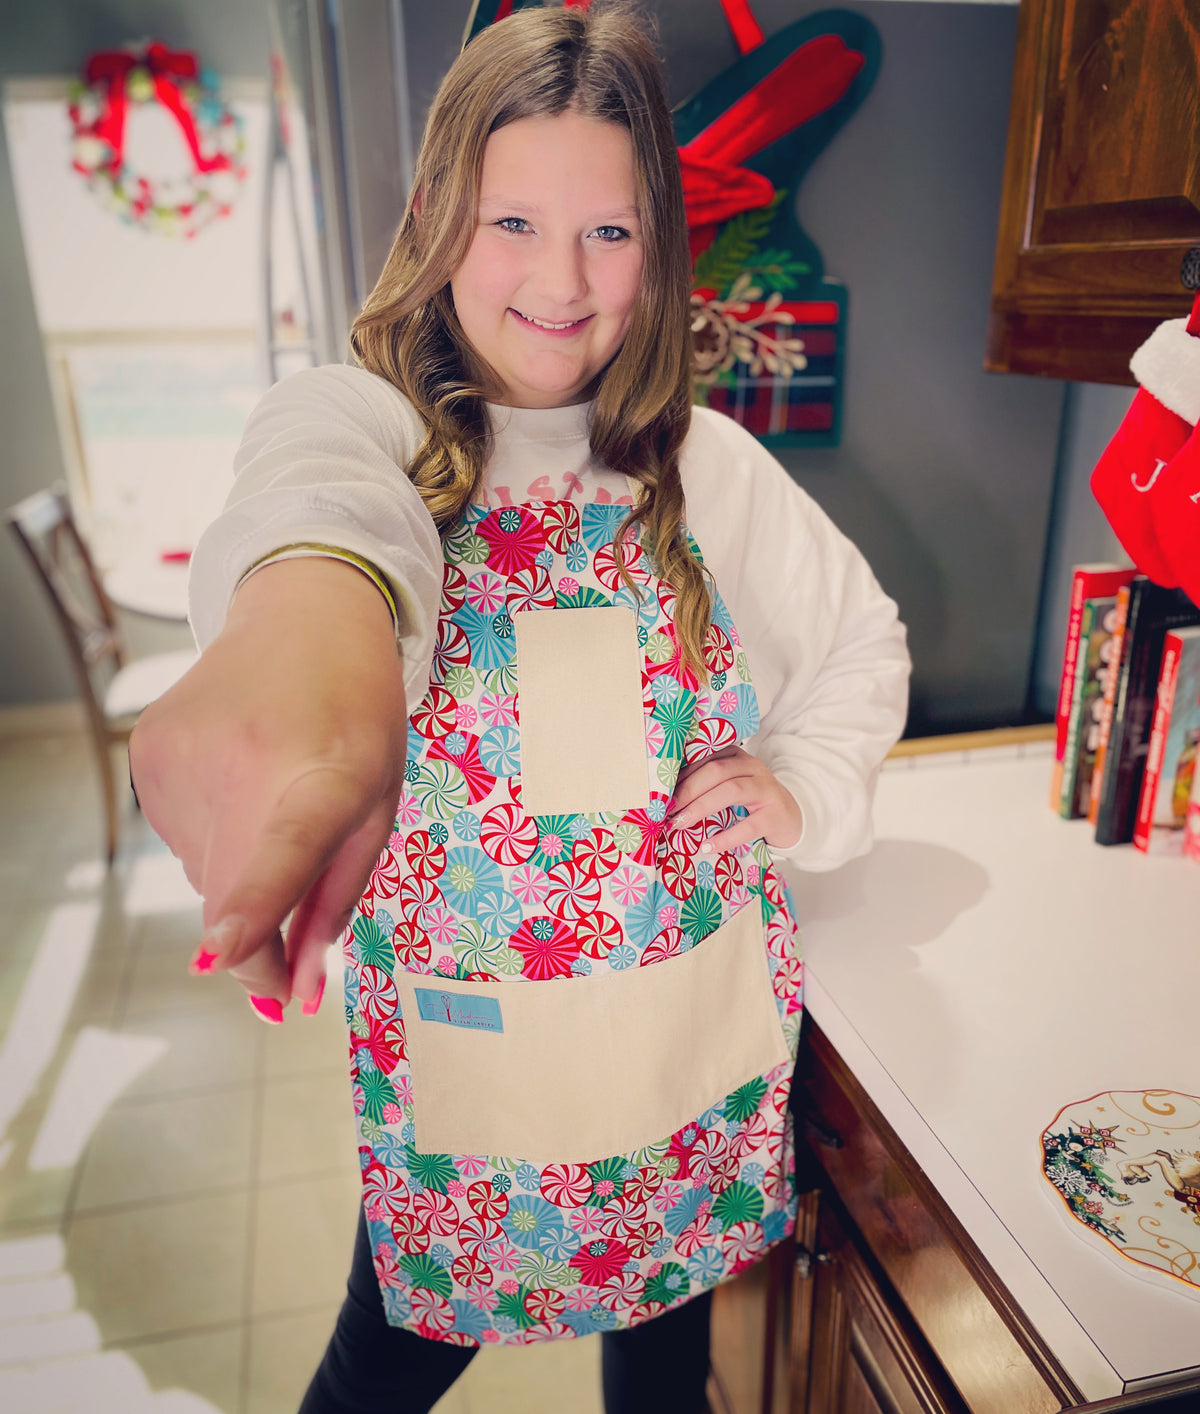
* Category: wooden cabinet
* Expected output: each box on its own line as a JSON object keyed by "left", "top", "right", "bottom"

{"left": 786, "top": 1021, "right": 1078, "bottom": 1414}
{"left": 707, "top": 1018, "right": 1200, "bottom": 1412}
{"left": 707, "top": 1018, "right": 1074, "bottom": 1414}
{"left": 793, "top": 1022, "right": 1078, "bottom": 1414}
{"left": 986, "top": 0, "right": 1200, "bottom": 384}
{"left": 709, "top": 1238, "right": 795, "bottom": 1414}
{"left": 798, "top": 1197, "right": 970, "bottom": 1414}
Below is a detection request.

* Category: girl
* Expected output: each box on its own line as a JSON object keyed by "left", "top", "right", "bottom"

{"left": 132, "top": 5, "right": 909, "bottom": 1411}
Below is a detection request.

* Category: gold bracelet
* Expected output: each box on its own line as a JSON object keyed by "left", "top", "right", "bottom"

{"left": 235, "top": 543, "right": 401, "bottom": 634}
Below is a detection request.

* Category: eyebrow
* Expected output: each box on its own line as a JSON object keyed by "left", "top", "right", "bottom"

{"left": 478, "top": 197, "right": 641, "bottom": 221}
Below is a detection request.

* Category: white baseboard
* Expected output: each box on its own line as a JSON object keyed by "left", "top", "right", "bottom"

{"left": 0, "top": 700, "right": 86, "bottom": 737}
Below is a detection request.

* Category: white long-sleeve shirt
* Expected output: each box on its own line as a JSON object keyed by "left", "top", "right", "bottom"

{"left": 189, "top": 364, "right": 910, "bottom": 871}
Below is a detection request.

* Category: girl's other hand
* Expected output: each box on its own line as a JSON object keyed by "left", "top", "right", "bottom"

{"left": 667, "top": 746, "right": 803, "bottom": 854}
{"left": 129, "top": 558, "right": 407, "bottom": 1019}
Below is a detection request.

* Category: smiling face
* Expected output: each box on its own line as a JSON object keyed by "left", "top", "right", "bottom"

{"left": 449, "top": 111, "right": 644, "bottom": 409}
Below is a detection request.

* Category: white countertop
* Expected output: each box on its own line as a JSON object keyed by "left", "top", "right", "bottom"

{"left": 781, "top": 739, "right": 1200, "bottom": 1402}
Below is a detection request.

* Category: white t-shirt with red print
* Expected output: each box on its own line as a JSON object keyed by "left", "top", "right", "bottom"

{"left": 188, "top": 364, "right": 910, "bottom": 872}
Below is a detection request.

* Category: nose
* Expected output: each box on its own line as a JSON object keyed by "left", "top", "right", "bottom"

{"left": 534, "top": 235, "right": 587, "bottom": 309}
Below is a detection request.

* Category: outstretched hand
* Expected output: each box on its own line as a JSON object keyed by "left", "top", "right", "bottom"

{"left": 667, "top": 746, "right": 802, "bottom": 854}
{"left": 129, "top": 559, "right": 407, "bottom": 1020}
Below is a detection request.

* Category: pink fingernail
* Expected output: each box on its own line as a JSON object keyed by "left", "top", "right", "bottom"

{"left": 249, "top": 995, "right": 284, "bottom": 1025}
{"left": 191, "top": 917, "right": 245, "bottom": 976}
{"left": 301, "top": 975, "right": 326, "bottom": 1017}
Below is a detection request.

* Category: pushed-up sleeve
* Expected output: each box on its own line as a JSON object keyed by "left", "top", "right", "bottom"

{"left": 683, "top": 409, "right": 910, "bottom": 872}
{"left": 187, "top": 364, "right": 444, "bottom": 711}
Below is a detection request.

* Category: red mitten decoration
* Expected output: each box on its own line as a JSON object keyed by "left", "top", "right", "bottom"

{"left": 679, "top": 34, "right": 865, "bottom": 257}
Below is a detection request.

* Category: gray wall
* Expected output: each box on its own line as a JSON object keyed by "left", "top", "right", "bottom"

{"left": 0, "top": 0, "right": 269, "bottom": 707}
{"left": 657, "top": 0, "right": 1068, "bottom": 735}
{"left": 773, "top": 2, "right": 1066, "bottom": 734}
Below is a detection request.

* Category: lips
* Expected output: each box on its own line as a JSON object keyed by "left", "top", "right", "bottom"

{"left": 511, "top": 308, "right": 592, "bottom": 333}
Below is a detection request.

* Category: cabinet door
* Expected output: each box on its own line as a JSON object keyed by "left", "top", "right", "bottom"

{"left": 803, "top": 1201, "right": 969, "bottom": 1414}
{"left": 798, "top": 1025, "right": 1079, "bottom": 1413}
{"left": 709, "top": 1233, "right": 799, "bottom": 1414}
{"left": 987, "top": 0, "right": 1200, "bottom": 383}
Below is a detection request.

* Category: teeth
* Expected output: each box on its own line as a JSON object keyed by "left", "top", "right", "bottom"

{"left": 520, "top": 313, "right": 577, "bottom": 330}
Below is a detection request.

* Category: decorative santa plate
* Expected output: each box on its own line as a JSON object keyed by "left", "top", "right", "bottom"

{"left": 1040, "top": 1090, "right": 1200, "bottom": 1299}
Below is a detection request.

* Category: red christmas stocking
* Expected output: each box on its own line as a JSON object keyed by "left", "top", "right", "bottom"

{"left": 1091, "top": 297, "right": 1200, "bottom": 608}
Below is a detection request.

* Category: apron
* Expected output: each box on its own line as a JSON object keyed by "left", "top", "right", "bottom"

{"left": 342, "top": 497, "right": 804, "bottom": 1345}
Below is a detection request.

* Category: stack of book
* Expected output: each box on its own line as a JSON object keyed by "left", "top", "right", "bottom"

{"left": 1052, "top": 565, "right": 1200, "bottom": 859}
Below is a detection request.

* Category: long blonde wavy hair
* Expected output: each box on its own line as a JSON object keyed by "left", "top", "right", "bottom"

{"left": 350, "top": 2, "right": 711, "bottom": 674}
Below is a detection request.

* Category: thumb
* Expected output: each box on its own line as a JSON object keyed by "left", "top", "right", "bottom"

{"left": 196, "top": 765, "right": 381, "bottom": 995}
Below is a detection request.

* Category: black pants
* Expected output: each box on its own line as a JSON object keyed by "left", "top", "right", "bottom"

{"left": 299, "top": 1210, "right": 712, "bottom": 1414}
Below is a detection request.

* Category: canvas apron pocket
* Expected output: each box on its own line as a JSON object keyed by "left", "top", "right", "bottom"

{"left": 393, "top": 901, "right": 789, "bottom": 1166}
{"left": 513, "top": 604, "right": 649, "bottom": 817}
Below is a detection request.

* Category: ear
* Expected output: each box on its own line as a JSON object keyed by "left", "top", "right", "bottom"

{"left": 412, "top": 187, "right": 424, "bottom": 218}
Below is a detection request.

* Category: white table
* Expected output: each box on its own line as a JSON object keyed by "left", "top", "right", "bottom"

{"left": 104, "top": 558, "right": 190, "bottom": 623}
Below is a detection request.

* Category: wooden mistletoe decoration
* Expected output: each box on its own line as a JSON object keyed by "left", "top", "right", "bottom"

{"left": 465, "top": 0, "right": 880, "bottom": 447}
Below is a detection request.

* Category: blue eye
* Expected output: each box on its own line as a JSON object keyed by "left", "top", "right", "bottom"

{"left": 594, "top": 225, "right": 629, "bottom": 242}
{"left": 495, "top": 216, "right": 531, "bottom": 234}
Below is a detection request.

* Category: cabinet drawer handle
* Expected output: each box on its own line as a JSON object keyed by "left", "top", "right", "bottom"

{"left": 799, "top": 1104, "right": 843, "bottom": 1150}
{"left": 793, "top": 1244, "right": 833, "bottom": 1279}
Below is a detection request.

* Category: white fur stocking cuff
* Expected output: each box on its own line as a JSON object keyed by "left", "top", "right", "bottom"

{"left": 1130, "top": 317, "right": 1200, "bottom": 427}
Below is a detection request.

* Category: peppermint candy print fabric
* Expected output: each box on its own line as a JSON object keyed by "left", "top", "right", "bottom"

{"left": 342, "top": 500, "right": 804, "bottom": 1345}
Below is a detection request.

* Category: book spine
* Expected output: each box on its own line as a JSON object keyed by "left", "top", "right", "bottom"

{"left": 1096, "top": 586, "right": 1200, "bottom": 845}
{"left": 1133, "top": 636, "right": 1181, "bottom": 853}
{"left": 1052, "top": 566, "right": 1133, "bottom": 810}
{"left": 1087, "top": 583, "right": 1132, "bottom": 825}
{"left": 1052, "top": 573, "right": 1089, "bottom": 808}
{"left": 1059, "top": 603, "right": 1097, "bottom": 818}
{"left": 1094, "top": 579, "right": 1153, "bottom": 846}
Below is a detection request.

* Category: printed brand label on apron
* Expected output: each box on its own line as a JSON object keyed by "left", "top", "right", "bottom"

{"left": 414, "top": 988, "right": 504, "bottom": 1033}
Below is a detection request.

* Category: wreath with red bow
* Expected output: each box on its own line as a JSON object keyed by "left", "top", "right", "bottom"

{"left": 68, "top": 41, "right": 247, "bottom": 239}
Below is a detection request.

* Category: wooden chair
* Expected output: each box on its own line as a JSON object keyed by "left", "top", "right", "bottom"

{"left": 6, "top": 485, "right": 197, "bottom": 863}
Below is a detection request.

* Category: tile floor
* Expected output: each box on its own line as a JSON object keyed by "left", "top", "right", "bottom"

{"left": 0, "top": 727, "right": 604, "bottom": 1413}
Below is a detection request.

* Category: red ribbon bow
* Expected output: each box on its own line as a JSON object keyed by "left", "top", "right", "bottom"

{"left": 82, "top": 41, "right": 229, "bottom": 177}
